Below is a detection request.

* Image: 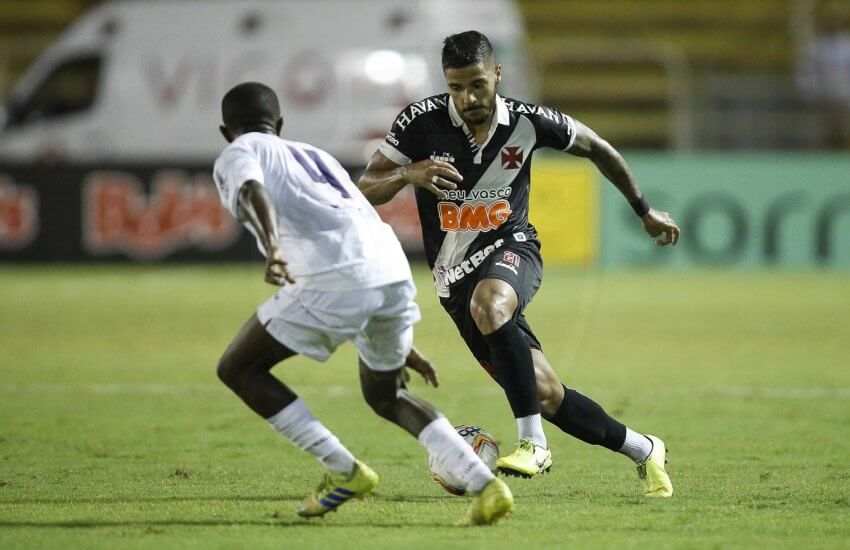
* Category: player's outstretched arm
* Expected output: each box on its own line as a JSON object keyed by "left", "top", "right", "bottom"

{"left": 357, "top": 151, "right": 462, "bottom": 205}
{"left": 568, "top": 120, "right": 680, "bottom": 246}
{"left": 237, "top": 180, "right": 295, "bottom": 286}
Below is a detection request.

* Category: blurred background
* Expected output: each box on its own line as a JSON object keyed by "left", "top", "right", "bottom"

{"left": 0, "top": 0, "right": 848, "bottom": 267}
{"left": 0, "top": 4, "right": 848, "bottom": 545}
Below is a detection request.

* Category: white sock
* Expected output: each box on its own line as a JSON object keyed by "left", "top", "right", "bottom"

{"left": 517, "top": 414, "right": 548, "bottom": 448}
{"left": 418, "top": 417, "right": 494, "bottom": 494}
{"left": 267, "top": 398, "right": 356, "bottom": 475}
{"left": 618, "top": 428, "right": 653, "bottom": 463}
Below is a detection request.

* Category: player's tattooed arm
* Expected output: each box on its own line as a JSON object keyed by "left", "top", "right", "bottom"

{"left": 568, "top": 119, "right": 680, "bottom": 246}
{"left": 237, "top": 180, "right": 295, "bottom": 285}
{"left": 358, "top": 151, "right": 462, "bottom": 205}
{"left": 568, "top": 119, "right": 642, "bottom": 202}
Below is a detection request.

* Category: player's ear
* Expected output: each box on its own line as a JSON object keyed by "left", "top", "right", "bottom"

{"left": 494, "top": 64, "right": 502, "bottom": 85}
{"left": 219, "top": 125, "right": 233, "bottom": 143}
{"left": 275, "top": 117, "right": 283, "bottom": 135}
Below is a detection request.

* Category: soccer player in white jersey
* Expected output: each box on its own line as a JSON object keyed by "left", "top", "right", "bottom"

{"left": 211, "top": 82, "right": 513, "bottom": 525}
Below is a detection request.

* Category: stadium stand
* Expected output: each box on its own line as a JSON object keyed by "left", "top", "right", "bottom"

{"left": 2, "top": 0, "right": 849, "bottom": 149}
{"left": 518, "top": 0, "right": 798, "bottom": 148}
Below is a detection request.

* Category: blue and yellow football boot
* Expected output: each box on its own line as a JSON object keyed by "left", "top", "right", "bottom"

{"left": 297, "top": 460, "right": 379, "bottom": 517}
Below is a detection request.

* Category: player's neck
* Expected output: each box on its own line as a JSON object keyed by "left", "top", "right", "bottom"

{"left": 237, "top": 125, "right": 278, "bottom": 138}
{"left": 469, "top": 109, "right": 496, "bottom": 147}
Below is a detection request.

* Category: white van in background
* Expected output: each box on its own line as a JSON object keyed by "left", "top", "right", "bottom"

{"left": 0, "top": 0, "right": 533, "bottom": 166}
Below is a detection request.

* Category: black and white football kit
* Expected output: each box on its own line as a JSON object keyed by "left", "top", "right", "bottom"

{"left": 375, "top": 92, "right": 673, "bottom": 478}
{"left": 378, "top": 93, "right": 577, "bottom": 377}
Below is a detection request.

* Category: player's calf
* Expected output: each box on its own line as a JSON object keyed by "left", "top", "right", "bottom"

{"left": 216, "top": 314, "right": 297, "bottom": 418}
{"left": 360, "top": 360, "right": 509, "bottom": 519}
{"left": 359, "top": 360, "right": 440, "bottom": 436}
{"left": 543, "top": 381, "right": 673, "bottom": 495}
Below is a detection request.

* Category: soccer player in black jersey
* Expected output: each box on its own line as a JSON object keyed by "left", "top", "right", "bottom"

{"left": 358, "top": 31, "right": 678, "bottom": 496}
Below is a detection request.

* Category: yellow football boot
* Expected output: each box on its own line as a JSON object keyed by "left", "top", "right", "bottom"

{"left": 462, "top": 477, "right": 515, "bottom": 526}
{"left": 637, "top": 435, "right": 673, "bottom": 497}
{"left": 496, "top": 438, "right": 552, "bottom": 478}
{"left": 296, "top": 460, "right": 379, "bottom": 517}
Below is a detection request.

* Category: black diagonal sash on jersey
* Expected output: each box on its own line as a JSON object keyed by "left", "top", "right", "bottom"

{"left": 433, "top": 116, "right": 537, "bottom": 297}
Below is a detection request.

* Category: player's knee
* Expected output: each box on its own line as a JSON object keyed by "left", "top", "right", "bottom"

{"left": 364, "top": 390, "right": 399, "bottom": 421}
{"left": 361, "top": 376, "right": 400, "bottom": 421}
{"left": 535, "top": 367, "right": 564, "bottom": 417}
{"left": 216, "top": 353, "right": 240, "bottom": 389}
{"left": 539, "top": 386, "right": 562, "bottom": 418}
{"left": 470, "top": 289, "right": 513, "bottom": 333}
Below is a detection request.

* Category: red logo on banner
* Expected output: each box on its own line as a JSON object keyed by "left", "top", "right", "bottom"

{"left": 0, "top": 177, "right": 39, "bottom": 249}
{"left": 373, "top": 185, "right": 423, "bottom": 250}
{"left": 501, "top": 146, "right": 523, "bottom": 169}
{"left": 83, "top": 171, "right": 239, "bottom": 260}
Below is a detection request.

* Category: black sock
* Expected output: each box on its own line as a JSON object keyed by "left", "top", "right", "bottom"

{"left": 546, "top": 385, "right": 626, "bottom": 451}
{"left": 482, "top": 320, "right": 540, "bottom": 418}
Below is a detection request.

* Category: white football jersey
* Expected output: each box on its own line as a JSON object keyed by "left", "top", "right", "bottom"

{"left": 213, "top": 132, "right": 411, "bottom": 291}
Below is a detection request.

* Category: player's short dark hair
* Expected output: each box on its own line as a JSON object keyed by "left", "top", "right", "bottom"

{"left": 221, "top": 82, "right": 280, "bottom": 130}
{"left": 441, "top": 31, "right": 494, "bottom": 70}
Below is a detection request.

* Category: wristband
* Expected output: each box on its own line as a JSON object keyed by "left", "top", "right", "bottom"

{"left": 629, "top": 196, "right": 650, "bottom": 217}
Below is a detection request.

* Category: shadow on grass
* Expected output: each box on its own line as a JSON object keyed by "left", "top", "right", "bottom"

{"left": 0, "top": 495, "right": 302, "bottom": 506}
{"left": 0, "top": 518, "right": 458, "bottom": 529}
{"left": 1, "top": 494, "right": 452, "bottom": 506}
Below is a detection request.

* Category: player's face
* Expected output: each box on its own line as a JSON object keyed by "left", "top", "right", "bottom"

{"left": 444, "top": 61, "right": 501, "bottom": 127}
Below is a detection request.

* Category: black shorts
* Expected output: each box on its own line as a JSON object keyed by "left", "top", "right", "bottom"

{"left": 439, "top": 240, "right": 543, "bottom": 379}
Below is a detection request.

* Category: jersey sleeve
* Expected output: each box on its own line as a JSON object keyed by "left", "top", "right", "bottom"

{"left": 377, "top": 108, "right": 423, "bottom": 166}
{"left": 212, "top": 143, "right": 265, "bottom": 217}
{"left": 528, "top": 105, "right": 578, "bottom": 152}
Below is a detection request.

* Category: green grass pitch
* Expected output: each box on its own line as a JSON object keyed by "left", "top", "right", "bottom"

{"left": 1, "top": 265, "right": 848, "bottom": 548}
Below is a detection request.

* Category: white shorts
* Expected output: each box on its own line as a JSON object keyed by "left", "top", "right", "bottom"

{"left": 257, "top": 279, "right": 421, "bottom": 371}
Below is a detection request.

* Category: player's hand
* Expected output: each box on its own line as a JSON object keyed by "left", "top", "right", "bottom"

{"left": 641, "top": 208, "right": 680, "bottom": 246}
{"left": 403, "top": 346, "right": 439, "bottom": 387}
{"left": 265, "top": 245, "right": 295, "bottom": 286}
{"left": 402, "top": 159, "right": 462, "bottom": 198}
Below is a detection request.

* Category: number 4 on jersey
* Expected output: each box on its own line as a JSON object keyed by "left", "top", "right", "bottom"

{"left": 288, "top": 145, "right": 351, "bottom": 199}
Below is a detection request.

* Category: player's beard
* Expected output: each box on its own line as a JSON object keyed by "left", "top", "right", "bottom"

{"left": 462, "top": 105, "right": 492, "bottom": 126}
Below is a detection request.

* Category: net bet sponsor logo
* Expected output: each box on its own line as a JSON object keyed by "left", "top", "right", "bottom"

{"left": 437, "top": 238, "right": 505, "bottom": 287}
{"left": 0, "top": 178, "right": 38, "bottom": 250}
{"left": 83, "top": 171, "right": 239, "bottom": 260}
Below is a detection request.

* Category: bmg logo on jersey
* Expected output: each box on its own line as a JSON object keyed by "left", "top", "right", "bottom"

{"left": 438, "top": 200, "right": 511, "bottom": 232}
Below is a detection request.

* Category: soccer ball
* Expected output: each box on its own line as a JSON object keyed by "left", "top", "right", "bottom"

{"left": 431, "top": 424, "right": 500, "bottom": 495}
